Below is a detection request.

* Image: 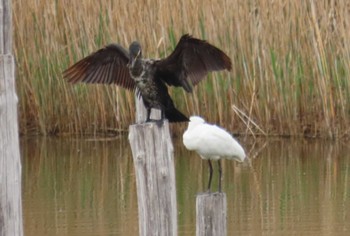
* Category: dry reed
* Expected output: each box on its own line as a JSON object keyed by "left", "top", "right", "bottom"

{"left": 13, "top": 0, "right": 350, "bottom": 138}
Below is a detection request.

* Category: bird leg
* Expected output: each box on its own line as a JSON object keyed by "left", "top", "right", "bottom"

{"left": 207, "top": 160, "right": 213, "bottom": 192}
{"left": 160, "top": 110, "right": 165, "bottom": 120}
{"left": 145, "top": 108, "right": 152, "bottom": 122}
{"left": 218, "top": 160, "right": 222, "bottom": 192}
{"left": 155, "top": 112, "right": 164, "bottom": 127}
{"left": 144, "top": 109, "right": 164, "bottom": 127}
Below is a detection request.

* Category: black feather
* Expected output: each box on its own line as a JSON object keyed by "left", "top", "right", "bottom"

{"left": 63, "top": 34, "right": 232, "bottom": 123}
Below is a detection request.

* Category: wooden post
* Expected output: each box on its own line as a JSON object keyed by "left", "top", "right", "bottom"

{"left": 135, "top": 95, "right": 148, "bottom": 123}
{"left": 129, "top": 97, "right": 177, "bottom": 236}
{"left": 196, "top": 192, "right": 227, "bottom": 236}
{"left": 0, "top": 0, "right": 24, "bottom": 235}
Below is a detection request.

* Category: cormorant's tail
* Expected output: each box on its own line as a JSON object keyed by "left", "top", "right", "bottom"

{"left": 164, "top": 107, "right": 189, "bottom": 122}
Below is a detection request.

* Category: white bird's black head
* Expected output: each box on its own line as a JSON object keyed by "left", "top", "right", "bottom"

{"left": 189, "top": 116, "right": 205, "bottom": 123}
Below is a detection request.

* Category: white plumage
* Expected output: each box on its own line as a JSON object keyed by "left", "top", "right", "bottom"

{"left": 183, "top": 116, "right": 246, "bottom": 192}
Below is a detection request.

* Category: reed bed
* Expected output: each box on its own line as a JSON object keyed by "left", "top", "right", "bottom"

{"left": 13, "top": 0, "right": 350, "bottom": 138}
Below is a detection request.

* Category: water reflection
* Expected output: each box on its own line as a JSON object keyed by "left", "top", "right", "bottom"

{"left": 22, "top": 137, "right": 350, "bottom": 235}
{"left": 21, "top": 136, "right": 138, "bottom": 236}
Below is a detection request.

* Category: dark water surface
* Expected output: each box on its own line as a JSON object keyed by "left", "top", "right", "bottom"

{"left": 21, "top": 136, "right": 350, "bottom": 235}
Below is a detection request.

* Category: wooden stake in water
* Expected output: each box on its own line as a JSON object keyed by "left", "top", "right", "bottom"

{"left": 0, "top": 0, "right": 24, "bottom": 235}
{"left": 128, "top": 97, "right": 177, "bottom": 236}
{"left": 196, "top": 192, "right": 227, "bottom": 236}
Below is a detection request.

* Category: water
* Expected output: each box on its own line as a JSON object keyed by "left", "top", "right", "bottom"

{"left": 21, "top": 136, "right": 350, "bottom": 235}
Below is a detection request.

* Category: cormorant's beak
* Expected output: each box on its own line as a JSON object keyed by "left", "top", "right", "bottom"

{"left": 129, "top": 49, "right": 141, "bottom": 68}
{"left": 136, "top": 49, "right": 141, "bottom": 59}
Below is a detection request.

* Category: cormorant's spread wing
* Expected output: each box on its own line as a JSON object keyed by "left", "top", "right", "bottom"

{"left": 154, "top": 34, "right": 232, "bottom": 93}
{"left": 63, "top": 44, "right": 136, "bottom": 90}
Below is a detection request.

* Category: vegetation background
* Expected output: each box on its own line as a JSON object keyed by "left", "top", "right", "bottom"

{"left": 13, "top": 0, "right": 350, "bottom": 138}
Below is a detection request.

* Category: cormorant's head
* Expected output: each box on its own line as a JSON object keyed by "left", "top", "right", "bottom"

{"left": 129, "top": 41, "right": 142, "bottom": 62}
{"left": 128, "top": 41, "right": 143, "bottom": 76}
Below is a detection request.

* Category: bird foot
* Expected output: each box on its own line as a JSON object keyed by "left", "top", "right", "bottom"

{"left": 144, "top": 119, "right": 164, "bottom": 127}
{"left": 155, "top": 120, "right": 164, "bottom": 127}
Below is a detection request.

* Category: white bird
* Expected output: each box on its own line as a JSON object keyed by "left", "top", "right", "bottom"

{"left": 183, "top": 116, "right": 246, "bottom": 192}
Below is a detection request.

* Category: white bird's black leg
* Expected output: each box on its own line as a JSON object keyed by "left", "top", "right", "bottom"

{"left": 218, "top": 160, "right": 222, "bottom": 192}
{"left": 207, "top": 160, "right": 213, "bottom": 192}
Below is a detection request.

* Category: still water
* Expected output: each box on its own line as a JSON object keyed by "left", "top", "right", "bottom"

{"left": 21, "top": 136, "right": 350, "bottom": 235}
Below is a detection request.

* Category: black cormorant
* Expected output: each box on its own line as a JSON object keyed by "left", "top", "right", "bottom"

{"left": 63, "top": 34, "right": 232, "bottom": 123}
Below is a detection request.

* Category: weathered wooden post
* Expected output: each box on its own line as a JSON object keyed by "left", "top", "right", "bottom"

{"left": 196, "top": 192, "right": 227, "bottom": 236}
{"left": 0, "top": 0, "right": 24, "bottom": 235}
{"left": 128, "top": 97, "right": 177, "bottom": 236}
